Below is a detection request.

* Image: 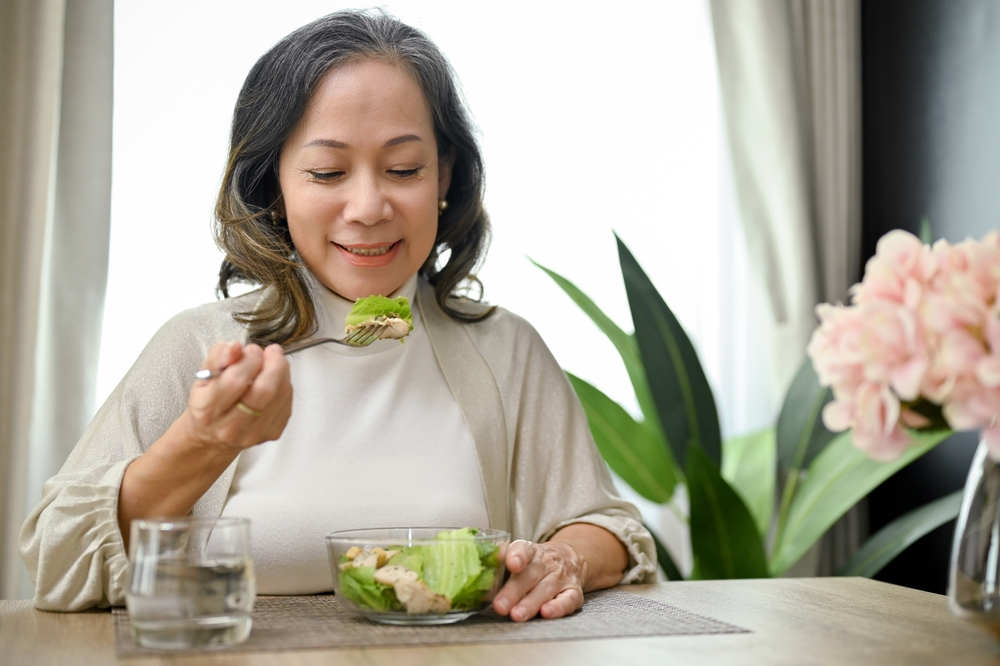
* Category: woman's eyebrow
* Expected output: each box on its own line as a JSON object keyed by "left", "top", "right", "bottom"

{"left": 302, "top": 135, "right": 423, "bottom": 149}
{"left": 383, "top": 134, "right": 423, "bottom": 147}
{"left": 304, "top": 138, "right": 348, "bottom": 149}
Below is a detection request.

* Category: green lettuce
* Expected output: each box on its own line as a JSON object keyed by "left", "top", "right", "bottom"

{"left": 450, "top": 566, "right": 498, "bottom": 610}
{"left": 421, "top": 528, "right": 486, "bottom": 601}
{"left": 337, "top": 527, "right": 501, "bottom": 614}
{"left": 386, "top": 549, "right": 424, "bottom": 576}
{"left": 345, "top": 295, "right": 413, "bottom": 330}
{"left": 338, "top": 565, "right": 402, "bottom": 612}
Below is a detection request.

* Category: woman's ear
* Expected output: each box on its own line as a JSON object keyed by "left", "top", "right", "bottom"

{"left": 438, "top": 147, "right": 455, "bottom": 200}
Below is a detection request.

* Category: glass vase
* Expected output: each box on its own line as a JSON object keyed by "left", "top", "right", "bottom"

{"left": 949, "top": 440, "right": 1000, "bottom": 623}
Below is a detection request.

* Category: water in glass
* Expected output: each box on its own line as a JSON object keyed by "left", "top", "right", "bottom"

{"left": 126, "top": 517, "right": 255, "bottom": 650}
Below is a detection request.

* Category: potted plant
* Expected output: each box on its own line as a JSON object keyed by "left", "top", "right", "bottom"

{"left": 534, "top": 229, "right": 978, "bottom": 580}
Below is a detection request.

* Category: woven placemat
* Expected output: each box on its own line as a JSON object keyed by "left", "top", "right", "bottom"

{"left": 114, "top": 588, "right": 748, "bottom": 658}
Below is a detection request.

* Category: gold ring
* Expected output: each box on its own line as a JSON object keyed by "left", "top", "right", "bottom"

{"left": 235, "top": 401, "right": 262, "bottom": 417}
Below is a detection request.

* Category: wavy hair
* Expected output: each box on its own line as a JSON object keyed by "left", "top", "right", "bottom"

{"left": 214, "top": 9, "right": 492, "bottom": 345}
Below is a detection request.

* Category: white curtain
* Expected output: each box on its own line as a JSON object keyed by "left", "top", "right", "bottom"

{"left": 709, "top": 0, "right": 862, "bottom": 572}
{"left": 0, "top": 0, "right": 114, "bottom": 600}
{"left": 710, "top": 0, "right": 861, "bottom": 385}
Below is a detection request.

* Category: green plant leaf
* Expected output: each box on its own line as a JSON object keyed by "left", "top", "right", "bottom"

{"left": 776, "top": 358, "right": 837, "bottom": 473}
{"left": 687, "top": 447, "right": 769, "bottom": 579}
{"left": 567, "top": 373, "right": 677, "bottom": 502}
{"left": 647, "top": 524, "right": 684, "bottom": 581}
{"left": 530, "top": 259, "right": 666, "bottom": 445}
{"left": 617, "top": 237, "right": 722, "bottom": 469}
{"left": 769, "top": 429, "right": 950, "bottom": 574}
{"left": 838, "top": 489, "right": 963, "bottom": 578}
{"left": 919, "top": 216, "right": 934, "bottom": 245}
{"left": 722, "top": 429, "right": 777, "bottom": 539}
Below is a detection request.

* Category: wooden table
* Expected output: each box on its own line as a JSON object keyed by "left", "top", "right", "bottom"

{"left": 2, "top": 578, "right": 997, "bottom": 665}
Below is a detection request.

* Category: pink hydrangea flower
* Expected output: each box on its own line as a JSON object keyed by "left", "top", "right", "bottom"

{"left": 807, "top": 304, "right": 867, "bottom": 399}
{"left": 850, "top": 382, "right": 912, "bottom": 461}
{"left": 807, "top": 229, "right": 1000, "bottom": 461}
{"left": 852, "top": 229, "right": 936, "bottom": 308}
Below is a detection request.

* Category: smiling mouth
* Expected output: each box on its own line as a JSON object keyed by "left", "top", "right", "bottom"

{"left": 338, "top": 242, "right": 398, "bottom": 256}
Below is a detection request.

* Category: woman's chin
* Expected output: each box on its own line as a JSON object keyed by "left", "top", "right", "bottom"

{"left": 318, "top": 275, "right": 407, "bottom": 302}
{"left": 306, "top": 251, "right": 424, "bottom": 301}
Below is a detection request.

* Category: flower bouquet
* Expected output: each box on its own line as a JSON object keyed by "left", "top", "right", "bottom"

{"left": 535, "top": 229, "right": 987, "bottom": 581}
{"left": 809, "top": 228, "right": 1000, "bottom": 620}
{"left": 810, "top": 229, "right": 1000, "bottom": 461}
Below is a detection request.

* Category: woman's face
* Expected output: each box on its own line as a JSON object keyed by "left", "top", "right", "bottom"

{"left": 278, "top": 59, "right": 451, "bottom": 300}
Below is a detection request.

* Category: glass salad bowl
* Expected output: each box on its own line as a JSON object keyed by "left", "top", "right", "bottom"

{"left": 326, "top": 527, "right": 509, "bottom": 625}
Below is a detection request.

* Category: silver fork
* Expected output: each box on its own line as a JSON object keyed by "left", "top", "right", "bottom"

{"left": 282, "top": 323, "right": 389, "bottom": 355}
{"left": 194, "top": 323, "right": 388, "bottom": 380}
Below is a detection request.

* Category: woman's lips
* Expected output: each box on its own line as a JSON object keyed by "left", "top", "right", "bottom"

{"left": 335, "top": 241, "right": 401, "bottom": 267}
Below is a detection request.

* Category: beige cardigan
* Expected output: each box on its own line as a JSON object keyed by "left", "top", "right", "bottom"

{"left": 20, "top": 279, "right": 657, "bottom": 610}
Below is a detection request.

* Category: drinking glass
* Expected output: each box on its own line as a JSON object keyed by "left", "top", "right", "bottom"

{"left": 126, "top": 517, "right": 256, "bottom": 650}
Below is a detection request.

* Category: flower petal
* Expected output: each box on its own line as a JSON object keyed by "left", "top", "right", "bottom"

{"left": 822, "top": 400, "right": 853, "bottom": 432}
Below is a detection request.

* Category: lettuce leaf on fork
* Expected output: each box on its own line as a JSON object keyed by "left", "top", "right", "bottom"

{"left": 345, "top": 295, "right": 413, "bottom": 330}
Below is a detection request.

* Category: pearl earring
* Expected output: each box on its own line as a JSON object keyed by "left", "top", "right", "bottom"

{"left": 438, "top": 199, "right": 449, "bottom": 215}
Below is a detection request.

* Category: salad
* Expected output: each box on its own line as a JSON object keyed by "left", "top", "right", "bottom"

{"left": 337, "top": 528, "right": 501, "bottom": 615}
{"left": 345, "top": 295, "right": 413, "bottom": 341}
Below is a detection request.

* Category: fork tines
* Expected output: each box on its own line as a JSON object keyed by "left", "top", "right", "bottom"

{"left": 345, "top": 323, "right": 389, "bottom": 346}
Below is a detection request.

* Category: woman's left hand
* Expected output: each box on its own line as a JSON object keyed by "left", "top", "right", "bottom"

{"left": 492, "top": 523, "right": 628, "bottom": 622}
{"left": 492, "top": 539, "right": 585, "bottom": 621}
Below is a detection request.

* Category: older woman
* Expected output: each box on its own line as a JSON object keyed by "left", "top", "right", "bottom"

{"left": 20, "top": 9, "right": 656, "bottom": 621}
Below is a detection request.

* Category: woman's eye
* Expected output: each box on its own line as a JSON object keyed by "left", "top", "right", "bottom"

{"left": 389, "top": 168, "right": 422, "bottom": 178}
{"left": 309, "top": 171, "right": 343, "bottom": 181}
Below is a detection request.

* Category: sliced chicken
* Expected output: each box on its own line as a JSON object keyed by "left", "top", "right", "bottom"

{"left": 394, "top": 579, "right": 451, "bottom": 614}
{"left": 373, "top": 565, "right": 419, "bottom": 586}
{"left": 352, "top": 551, "right": 381, "bottom": 568}
{"left": 345, "top": 316, "right": 410, "bottom": 340}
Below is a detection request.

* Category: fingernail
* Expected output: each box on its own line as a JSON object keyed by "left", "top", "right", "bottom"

{"left": 512, "top": 556, "right": 523, "bottom": 568}
{"left": 496, "top": 599, "right": 510, "bottom": 614}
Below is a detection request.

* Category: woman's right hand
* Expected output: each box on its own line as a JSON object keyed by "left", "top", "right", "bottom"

{"left": 184, "top": 341, "right": 292, "bottom": 451}
{"left": 117, "top": 341, "right": 291, "bottom": 545}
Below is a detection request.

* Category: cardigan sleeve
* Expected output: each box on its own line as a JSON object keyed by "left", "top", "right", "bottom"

{"left": 481, "top": 310, "right": 658, "bottom": 584}
{"left": 18, "top": 299, "right": 246, "bottom": 610}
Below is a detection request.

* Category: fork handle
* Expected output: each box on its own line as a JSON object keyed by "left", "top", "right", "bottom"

{"left": 281, "top": 337, "right": 348, "bottom": 355}
{"left": 194, "top": 338, "right": 331, "bottom": 381}
{"left": 193, "top": 336, "right": 354, "bottom": 381}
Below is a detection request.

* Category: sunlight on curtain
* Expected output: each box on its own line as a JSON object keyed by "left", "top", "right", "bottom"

{"left": 99, "top": 0, "right": 778, "bottom": 572}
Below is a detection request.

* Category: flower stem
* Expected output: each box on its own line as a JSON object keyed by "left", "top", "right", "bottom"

{"left": 770, "top": 469, "right": 800, "bottom": 566}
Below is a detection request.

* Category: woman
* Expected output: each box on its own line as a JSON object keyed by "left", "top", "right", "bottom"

{"left": 20, "top": 9, "right": 656, "bottom": 620}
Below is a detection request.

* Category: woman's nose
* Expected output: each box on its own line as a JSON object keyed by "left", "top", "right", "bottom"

{"left": 343, "top": 171, "right": 393, "bottom": 226}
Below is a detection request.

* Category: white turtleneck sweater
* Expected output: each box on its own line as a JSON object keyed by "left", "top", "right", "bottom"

{"left": 219, "top": 275, "right": 489, "bottom": 594}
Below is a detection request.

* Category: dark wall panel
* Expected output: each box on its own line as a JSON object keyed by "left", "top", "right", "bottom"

{"left": 862, "top": 0, "right": 1000, "bottom": 594}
